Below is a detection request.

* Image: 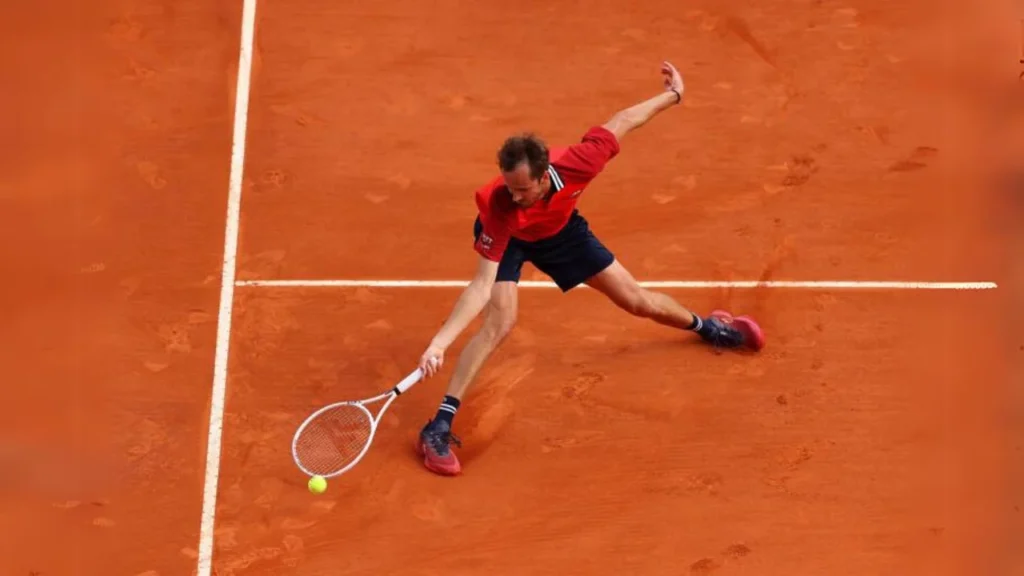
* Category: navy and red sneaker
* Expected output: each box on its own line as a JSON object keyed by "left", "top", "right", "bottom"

{"left": 702, "top": 310, "right": 765, "bottom": 351}
{"left": 416, "top": 418, "right": 462, "bottom": 476}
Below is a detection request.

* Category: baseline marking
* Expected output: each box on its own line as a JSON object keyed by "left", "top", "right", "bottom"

{"left": 196, "top": 0, "right": 257, "bottom": 573}
{"left": 235, "top": 279, "right": 998, "bottom": 290}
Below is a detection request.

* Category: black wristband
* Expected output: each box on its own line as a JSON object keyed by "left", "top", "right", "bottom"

{"left": 670, "top": 88, "right": 681, "bottom": 104}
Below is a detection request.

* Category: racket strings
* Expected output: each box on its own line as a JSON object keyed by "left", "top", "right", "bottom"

{"left": 293, "top": 404, "right": 373, "bottom": 476}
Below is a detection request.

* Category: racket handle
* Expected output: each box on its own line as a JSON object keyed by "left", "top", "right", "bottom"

{"left": 394, "top": 367, "right": 425, "bottom": 395}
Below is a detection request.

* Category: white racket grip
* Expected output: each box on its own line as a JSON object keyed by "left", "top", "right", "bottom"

{"left": 394, "top": 367, "right": 425, "bottom": 395}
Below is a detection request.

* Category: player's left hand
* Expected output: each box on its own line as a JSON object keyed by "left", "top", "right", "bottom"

{"left": 661, "top": 61, "right": 684, "bottom": 100}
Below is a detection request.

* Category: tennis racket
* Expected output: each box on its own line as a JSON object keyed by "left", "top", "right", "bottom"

{"left": 291, "top": 365, "right": 428, "bottom": 479}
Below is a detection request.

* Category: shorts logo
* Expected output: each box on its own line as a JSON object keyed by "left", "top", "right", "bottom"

{"left": 479, "top": 232, "right": 493, "bottom": 249}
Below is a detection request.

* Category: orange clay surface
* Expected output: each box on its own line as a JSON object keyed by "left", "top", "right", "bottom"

{"left": 1, "top": 0, "right": 1021, "bottom": 575}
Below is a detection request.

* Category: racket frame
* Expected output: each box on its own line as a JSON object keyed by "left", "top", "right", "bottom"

{"left": 291, "top": 367, "right": 425, "bottom": 478}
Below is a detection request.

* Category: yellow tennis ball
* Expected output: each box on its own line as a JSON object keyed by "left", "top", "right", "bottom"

{"left": 308, "top": 475, "right": 327, "bottom": 494}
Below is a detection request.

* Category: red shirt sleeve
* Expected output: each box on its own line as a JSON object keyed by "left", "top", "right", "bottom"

{"left": 555, "top": 126, "right": 621, "bottom": 181}
{"left": 473, "top": 185, "right": 512, "bottom": 262}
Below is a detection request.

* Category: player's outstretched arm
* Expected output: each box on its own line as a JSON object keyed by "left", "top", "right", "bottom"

{"left": 601, "top": 61, "right": 684, "bottom": 141}
{"left": 418, "top": 255, "right": 499, "bottom": 377}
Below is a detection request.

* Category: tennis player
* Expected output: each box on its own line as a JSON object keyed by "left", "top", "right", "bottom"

{"left": 414, "top": 61, "right": 764, "bottom": 476}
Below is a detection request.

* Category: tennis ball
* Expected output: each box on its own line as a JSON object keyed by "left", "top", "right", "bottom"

{"left": 308, "top": 475, "right": 327, "bottom": 494}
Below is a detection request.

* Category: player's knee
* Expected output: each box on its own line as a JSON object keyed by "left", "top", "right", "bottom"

{"left": 622, "top": 289, "right": 656, "bottom": 318}
{"left": 484, "top": 309, "right": 516, "bottom": 343}
{"left": 483, "top": 296, "right": 517, "bottom": 343}
{"left": 495, "top": 314, "right": 517, "bottom": 342}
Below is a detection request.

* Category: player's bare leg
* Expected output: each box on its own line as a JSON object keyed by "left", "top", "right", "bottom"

{"left": 417, "top": 281, "right": 518, "bottom": 475}
{"left": 444, "top": 281, "right": 518, "bottom": 398}
{"left": 585, "top": 260, "right": 764, "bottom": 350}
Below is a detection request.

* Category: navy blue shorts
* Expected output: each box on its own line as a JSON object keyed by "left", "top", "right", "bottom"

{"left": 473, "top": 210, "right": 615, "bottom": 292}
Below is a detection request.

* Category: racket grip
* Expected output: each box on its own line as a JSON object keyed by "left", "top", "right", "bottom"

{"left": 394, "top": 368, "right": 424, "bottom": 395}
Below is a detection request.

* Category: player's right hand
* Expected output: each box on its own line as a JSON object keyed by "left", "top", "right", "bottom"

{"left": 418, "top": 345, "right": 445, "bottom": 378}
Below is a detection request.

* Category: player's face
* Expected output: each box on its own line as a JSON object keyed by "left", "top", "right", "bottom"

{"left": 502, "top": 163, "right": 550, "bottom": 208}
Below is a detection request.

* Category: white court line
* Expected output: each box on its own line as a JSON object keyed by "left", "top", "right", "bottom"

{"left": 196, "top": 0, "right": 256, "bottom": 573}
{"left": 236, "top": 279, "right": 998, "bottom": 290}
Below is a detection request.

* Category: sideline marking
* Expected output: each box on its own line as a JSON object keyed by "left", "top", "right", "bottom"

{"left": 235, "top": 279, "right": 998, "bottom": 290}
{"left": 196, "top": 0, "right": 257, "bottom": 573}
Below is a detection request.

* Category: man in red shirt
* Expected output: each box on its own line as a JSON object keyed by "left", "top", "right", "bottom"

{"left": 414, "top": 61, "right": 764, "bottom": 476}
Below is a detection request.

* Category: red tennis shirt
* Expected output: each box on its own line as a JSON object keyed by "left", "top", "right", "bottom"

{"left": 473, "top": 125, "right": 620, "bottom": 262}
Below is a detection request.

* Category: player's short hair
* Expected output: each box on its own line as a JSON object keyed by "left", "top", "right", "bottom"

{"left": 497, "top": 134, "right": 549, "bottom": 180}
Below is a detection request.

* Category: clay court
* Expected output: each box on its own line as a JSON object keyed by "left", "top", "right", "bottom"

{"left": 3, "top": 0, "right": 1023, "bottom": 575}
